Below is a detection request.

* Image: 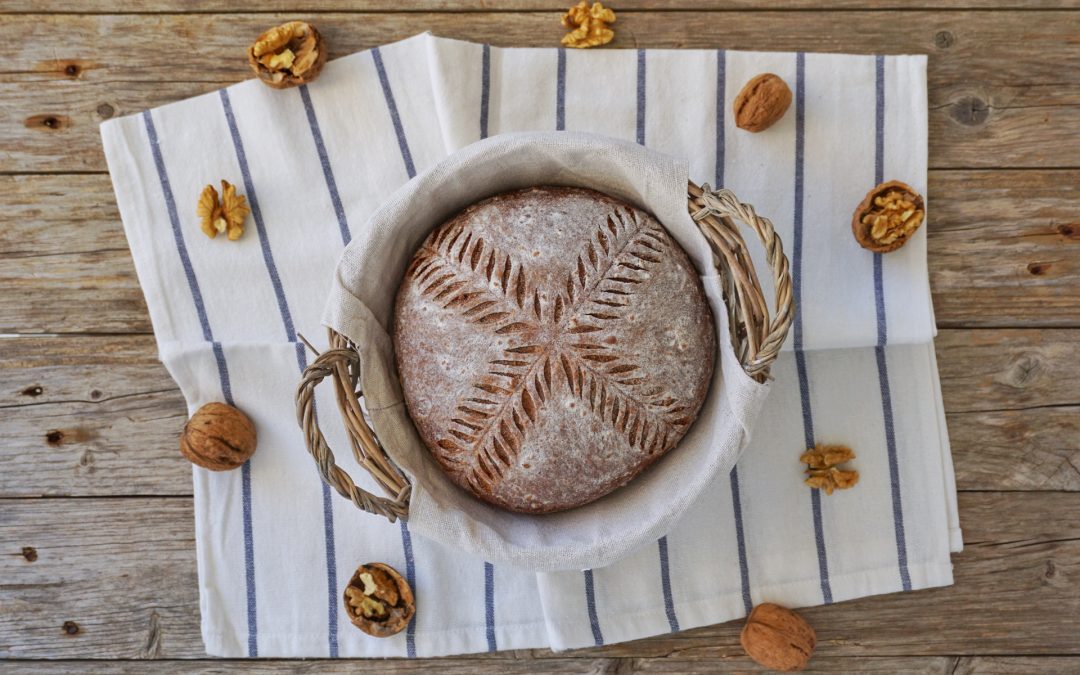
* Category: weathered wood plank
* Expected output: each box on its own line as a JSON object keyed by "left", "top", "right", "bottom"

{"left": 929, "top": 169, "right": 1080, "bottom": 328}
{"left": 2, "top": 170, "right": 1077, "bottom": 334}
{"left": 0, "top": 656, "right": 1014, "bottom": 674}
{"left": 0, "top": 174, "right": 150, "bottom": 333}
{"left": 1, "top": 492, "right": 1076, "bottom": 659}
{"left": 954, "top": 657, "right": 1080, "bottom": 674}
{"left": 0, "top": 660, "right": 621, "bottom": 674}
{"left": 1, "top": 329, "right": 1077, "bottom": 497}
{"left": 2, "top": 654, "right": 1078, "bottom": 672}
{"left": 948, "top": 407, "right": 1080, "bottom": 492}
{"left": 0, "top": 174, "right": 151, "bottom": 334}
{"left": 3, "top": 0, "right": 1077, "bottom": 11}
{"left": 935, "top": 329, "right": 1080, "bottom": 413}
{"left": 0, "top": 498, "right": 201, "bottom": 659}
{"left": 1, "top": 13, "right": 1079, "bottom": 171}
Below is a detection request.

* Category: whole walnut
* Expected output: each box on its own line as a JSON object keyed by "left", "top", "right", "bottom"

{"left": 741, "top": 603, "right": 816, "bottom": 671}
{"left": 734, "top": 73, "right": 793, "bottom": 133}
{"left": 180, "top": 402, "right": 257, "bottom": 471}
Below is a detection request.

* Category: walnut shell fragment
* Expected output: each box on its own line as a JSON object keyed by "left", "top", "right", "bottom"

{"left": 247, "top": 20, "right": 327, "bottom": 89}
{"left": 344, "top": 563, "right": 415, "bottom": 638}
{"left": 852, "top": 180, "right": 925, "bottom": 253}
{"left": 741, "top": 603, "right": 817, "bottom": 671}
{"left": 734, "top": 73, "right": 792, "bottom": 133}
{"left": 180, "top": 402, "right": 257, "bottom": 471}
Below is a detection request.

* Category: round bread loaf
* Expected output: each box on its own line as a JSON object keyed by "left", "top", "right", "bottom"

{"left": 393, "top": 187, "right": 715, "bottom": 514}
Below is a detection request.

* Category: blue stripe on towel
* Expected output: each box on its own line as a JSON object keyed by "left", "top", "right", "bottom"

{"left": 730, "top": 467, "right": 753, "bottom": 615}
{"left": 584, "top": 569, "right": 604, "bottom": 646}
{"left": 143, "top": 109, "right": 258, "bottom": 656}
{"left": 373, "top": 56, "right": 421, "bottom": 656}
{"left": 480, "top": 44, "right": 491, "bottom": 140}
{"left": 658, "top": 537, "right": 680, "bottom": 633}
{"left": 792, "top": 53, "right": 833, "bottom": 605}
{"left": 715, "top": 49, "right": 726, "bottom": 188}
{"left": 400, "top": 519, "right": 418, "bottom": 657}
{"left": 373, "top": 46, "right": 417, "bottom": 179}
{"left": 873, "top": 55, "right": 912, "bottom": 592}
{"left": 636, "top": 49, "right": 646, "bottom": 146}
{"left": 299, "top": 84, "right": 351, "bottom": 246}
{"left": 220, "top": 89, "right": 340, "bottom": 656}
{"left": 556, "top": 48, "right": 566, "bottom": 131}
{"left": 484, "top": 562, "right": 497, "bottom": 651}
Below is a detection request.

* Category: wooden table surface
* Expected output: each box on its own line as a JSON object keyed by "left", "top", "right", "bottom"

{"left": 2, "top": 1, "right": 1079, "bottom": 672}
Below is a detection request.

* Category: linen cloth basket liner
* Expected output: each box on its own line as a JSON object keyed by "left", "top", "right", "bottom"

{"left": 323, "top": 131, "right": 771, "bottom": 572}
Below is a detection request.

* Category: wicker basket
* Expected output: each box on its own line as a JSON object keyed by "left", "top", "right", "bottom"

{"left": 296, "top": 181, "right": 792, "bottom": 525}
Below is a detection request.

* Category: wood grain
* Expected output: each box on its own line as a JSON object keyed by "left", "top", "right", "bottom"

{"left": 929, "top": 169, "right": 1080, "bottom": 328}
{"left": 4, "top": 0, "right": 1079, "bottom": 11}
{"left": 6, "top": 656, "right": 1080, "bottom": 674}
{"left": 1, "top": 13, "right": 1080, "bottom": 171}
{"left": 2, "top": 656, "right": 1079, "bottom": 674}
{"left": 2, "top": 329, "right": 1078, "bottom": 498}
{"left": 935, "top": 329, "right": 1080, "bottom": 413}
{"left": 3, "top": 170, "right": 1077, "bottom": 335}
{"left": 1, "top": 492, "right": 1077, "bottom": 659}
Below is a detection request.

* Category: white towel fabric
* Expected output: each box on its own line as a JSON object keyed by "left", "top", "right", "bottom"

{"left": 100, "top": 33, "right": 961, "bottom": 658}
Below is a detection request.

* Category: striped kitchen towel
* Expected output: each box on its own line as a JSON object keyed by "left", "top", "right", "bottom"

{"left": 100, "top": 32, "right": 961, "bottom": 657}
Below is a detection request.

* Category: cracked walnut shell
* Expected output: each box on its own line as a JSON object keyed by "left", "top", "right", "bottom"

{"left": 561, "top": 1, "right": 616, "bottom": 49}
{"left": 734, "top": 73, "right": 792, "bottom": 133}
{"left": 741, "top": 603, "right": 817, "bottom": 671}
{"left": 248, "top": 20, "right": 327, "bottom": 89}
{"left": 344, "top": 563, "right": 415, "bottom": 638}
{"left": 198, "top": 180, "right": 250, "bottom": 241}
{"left": 180, "top": 402, "right": 257, "bottom": 471}
{"left": 852, "top": 180, "right": 925, "bottom": 253}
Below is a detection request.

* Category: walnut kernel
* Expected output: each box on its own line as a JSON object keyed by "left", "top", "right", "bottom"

{"left": 561, "top": 1, "right": 616, "bottom": 49}
{"left": 734, "top": 73, "right": 792, "bottom": 133}
{"left": 197, "top": 180, "right": 250, "bottom": 241}
{"left": 800, "top": 444, "right": 859, "bottom": 495}
{"left": 741, "top": 603, "right": 816, "bottom": 671}
{"left": 852, "top": 180, "right": 925, "bottom": 253}
{"left": 179, "top": 402, "right": 257, "bottom": 471}
{"left": 248, "top": 20, "right": 327, "bottom": 89}
{"left": 344, "top": 563, "right": 415, "bottom": 638}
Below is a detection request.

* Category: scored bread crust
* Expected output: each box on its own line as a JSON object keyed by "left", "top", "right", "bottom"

{"left": 393, "top": 187, "right": 716, "bottom": 514}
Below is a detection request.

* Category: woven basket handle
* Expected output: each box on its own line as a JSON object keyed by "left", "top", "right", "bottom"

{"left": 296, "top": 330, "right": 410, "bottom": 522}
{"left": 688, "top": 181, "right": 793, "bottom": 382}
{"left": 296, "top": 182, "right": 793, "bottom": 521}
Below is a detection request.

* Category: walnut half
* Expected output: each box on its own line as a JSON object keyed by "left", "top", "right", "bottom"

{"left": 343, "top": 563, "right": 415, "bottom": 638}
{"left": 852, "top": 180, "right": 925, "bottom": 253}
{"left": 247, "top": 21, "right": 327, "bottom": 89}
{"left": 800, "top": 444, "right": 859, "bottom": 495}
{"left": 197, "top": 180, "right": 249, "bottom": 241}
{"left": 561, "top": 1, "right": 616, "bottom": 49}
